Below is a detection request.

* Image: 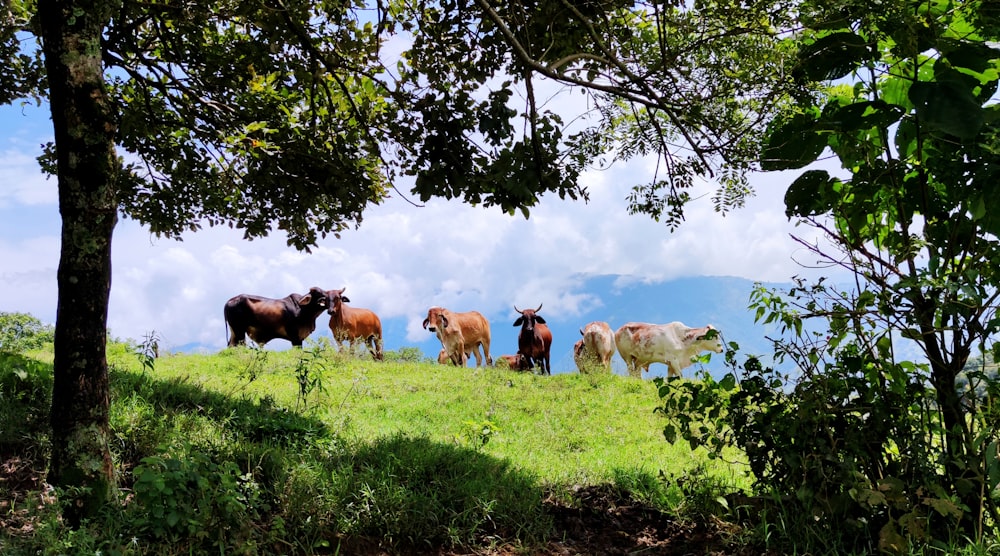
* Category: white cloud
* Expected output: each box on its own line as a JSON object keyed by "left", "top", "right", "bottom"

{"left": 0, "top": 148, "right": 57, "bottom": 207}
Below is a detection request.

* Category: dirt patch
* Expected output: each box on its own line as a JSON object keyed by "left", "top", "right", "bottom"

{"left": 0, "top": 454, "right": 53, "bottom": 537}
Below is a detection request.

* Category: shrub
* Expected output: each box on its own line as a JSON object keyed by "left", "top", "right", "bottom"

{"left": 0, "top": 312, "right": 54, "bottom": 354}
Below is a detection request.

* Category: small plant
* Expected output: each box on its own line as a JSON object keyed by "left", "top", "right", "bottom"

{"left": 460, "top": 419, "right": 499, "bottom": 449}
{"left": 128, "top": 448, "right": 253, "bottom": 547}
{"left": 134, "top": 330, "right": 161, "bottom": 374}
{"left": 294, "top": 344, "right": 327, "bottom": 409}
{"left": 238, "top": 342, "right": 270, "bottom": 383}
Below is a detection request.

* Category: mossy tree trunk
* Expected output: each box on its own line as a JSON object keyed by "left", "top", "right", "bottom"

{"left": 39, "top": 0, "right": 119, "bottom": 526}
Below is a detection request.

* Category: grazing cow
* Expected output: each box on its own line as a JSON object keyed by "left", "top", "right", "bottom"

{"left": 423, "top": 307, "right": 492, "bottom": 367}
{"left": 574, "top": 321, "right": 615, "bottom": 373}
{"left": 614, "top": 322, "right": 723, "bottom": 378}
{"left": 498, "top": 354, "right": 529, "bottom": 371}
{"left": 513, "top": 304, "right": 553, "bottom": 375}
{"left": 325, "top": 287, "right": 383, "bottom": 361}
{"left": 224, "top": 287, "right": 329, "bottom": 348}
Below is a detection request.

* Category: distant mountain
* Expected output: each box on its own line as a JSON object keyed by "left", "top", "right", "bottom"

{"left": 393, "top": 275, "right": 790, "bottom": 379}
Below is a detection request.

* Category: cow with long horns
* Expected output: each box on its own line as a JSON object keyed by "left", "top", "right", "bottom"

{"left": 513, "top": 304, "right": 553, "bottom": 375}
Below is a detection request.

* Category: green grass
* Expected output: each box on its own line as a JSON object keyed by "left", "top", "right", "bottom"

{"left": 0, "top": 342, "right": 746, "bottom": 554}
{"left": 4, "top": 342, "right": 999, "bottom": 555}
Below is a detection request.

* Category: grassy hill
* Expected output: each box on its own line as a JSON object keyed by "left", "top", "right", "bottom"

{"left": 0, "top": 342, "right": 748, "bottom": 555}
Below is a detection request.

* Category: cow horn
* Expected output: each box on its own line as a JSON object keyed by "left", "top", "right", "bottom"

{"left": 535, "top": 303, "right": 542, "bottom": 313}
{"left": 514, "top": 304, "right": 522, "bottom": 314}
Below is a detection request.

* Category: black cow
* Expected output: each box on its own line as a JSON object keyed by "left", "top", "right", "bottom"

{"left": 513, "top": 304, "right": 553, "bottom": 375}
{"left": 224, "top": 287, "right": 329, "bottom": 347}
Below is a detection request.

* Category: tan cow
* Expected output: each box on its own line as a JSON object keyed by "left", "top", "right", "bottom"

{"left": 614, "top": 321, "right": 723, "bottom": 378}
{"left": 498, "top": 354, "right": 530, "bottom": 371}
{"left": 423, "top": 306, "right": 492, "bottom": 367}
{"left": 573, "top": 321, "right": 615, "bottom": 373}
{"left": 325, "top": 287, "right": 383, "bottom": 361}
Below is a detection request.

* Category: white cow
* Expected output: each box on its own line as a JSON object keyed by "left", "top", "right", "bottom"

{"left": 614, "top": 322, "right": 723, "bottom": 378}
{"left": 574, "top": 321, "right": 615, "bottom": 373}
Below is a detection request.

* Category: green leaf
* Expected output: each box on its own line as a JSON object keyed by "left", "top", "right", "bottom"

{"left": 908, "top": 80, "right": 985, "bottom": 140}
{"left": 881, "top": 76, "right": 914, "bottom": 109}
{"left": 941, "top": 40, "right": 1000, "bottom": 75}
{"left": 784, "top": 169, "right": 837, "bottom": 217}
{"left": 795, "top": 32, "right": 870, "bottom": 82}
{"left": 762, "top": 113, "right": 827, "bottom": 170}
{"left": 663, "top": 424, "right": 677, "bottom": 443}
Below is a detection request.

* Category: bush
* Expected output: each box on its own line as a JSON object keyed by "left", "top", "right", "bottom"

{"left": 0, "top": 312, "right": 54, "bottom": 354}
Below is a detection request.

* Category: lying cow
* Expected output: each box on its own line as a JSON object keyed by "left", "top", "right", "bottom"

{"left": 574, "top": 321, "right": 615, "bottom": 373}
{"left": 498, "top": 354, "right": 530, "bottom": 371}
{"left": 423, "top": 307, "right": 492, "bottom": 367}
{"left": 439, "top": 347, "right": 475, "bottom": 365}
{"left": 326, "top": 287, "right": 383, "bottom": 361}
{"left": 514, "top": 304, "right": 553, "bottom": 375}
{"left": 224, "top": 287, "right": 329, "bottom": 347}
{"left": 614, "top": 321, "right": 723, "bottom": 378}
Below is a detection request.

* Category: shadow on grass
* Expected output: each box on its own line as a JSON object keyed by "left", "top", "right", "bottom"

{"left": 1, "top": 358, "right": 553, "bottom": 552}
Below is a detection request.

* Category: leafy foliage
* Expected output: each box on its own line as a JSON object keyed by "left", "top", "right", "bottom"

{"left": 660, "top": 3, "right": 1000, "bottom": 535}
{"left": 746, "top": 0, "right": 1000, "bottom": 544}
{"left": 0, "top": 312, "right": 54, "bottom": 354}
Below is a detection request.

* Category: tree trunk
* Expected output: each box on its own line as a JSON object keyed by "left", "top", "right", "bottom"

{"left": 39, "top": 0, "right": 119, "bottom": 526}
{"left": 919, "top": 301, "right": 982, "bottom": 537}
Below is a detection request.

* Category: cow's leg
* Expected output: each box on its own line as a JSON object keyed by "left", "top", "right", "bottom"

{"left": 366, "top": 335, "right": 384, "bottom": 361}
{"left": 470, "top": 344, "right": 484, "bottom": 367}
{"left": 481, "top": 340, "right": 493, "bottom": 366}
{"left": 544, "top": 354, "right": 551, "bottom": 375}
{"left": 228, "top": 326, "right": 246, "bottom": 347}
{"left": 627, "top": 357, "right": 640, "bottom": 379}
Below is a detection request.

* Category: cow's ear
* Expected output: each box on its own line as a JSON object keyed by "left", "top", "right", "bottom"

{"left": 341, "top": 296, "right": 351, "bottom": 303}
{"left": 535, "top": 316, "right": 546, "bottom": 324}
{"left": 513, "top": 318, "right": 523, "bottom": 327}
{"left": 299, "top": 294, "right": 313, "bottom": 306}
{"left": 422, "top": 318, "right": 430, "bottom": 329}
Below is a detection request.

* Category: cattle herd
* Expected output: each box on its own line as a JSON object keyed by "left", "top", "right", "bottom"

{"left": 223, "top": 287, "right": 724, "bottom": 378}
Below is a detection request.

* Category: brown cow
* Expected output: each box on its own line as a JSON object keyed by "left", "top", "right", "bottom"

{"left": 498, "top": 354, "right": 530, "bottom": 371}
{"left": 422, "top": 306, "right": 492, "bottom": 367}
{"left": 224, "top": 287, "right": 329, "bottom": 347}
{"left": 429, "top": 311, "right": 469, "bottom": 366}
{"left": 439, "top": 347, "right": 475, "bottom": 365}
{"left": 514, "top": 304, "right": 553, "bottom": 375}
{"left": 326, "top": 287, "right": 383, "bottom": 361}
{"left": 574, "top": 321, "right": 615, "bottom": 373}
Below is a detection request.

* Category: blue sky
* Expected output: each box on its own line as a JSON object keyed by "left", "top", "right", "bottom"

{"left": 0, "top": 96, "right": 840, "bottom": 371}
